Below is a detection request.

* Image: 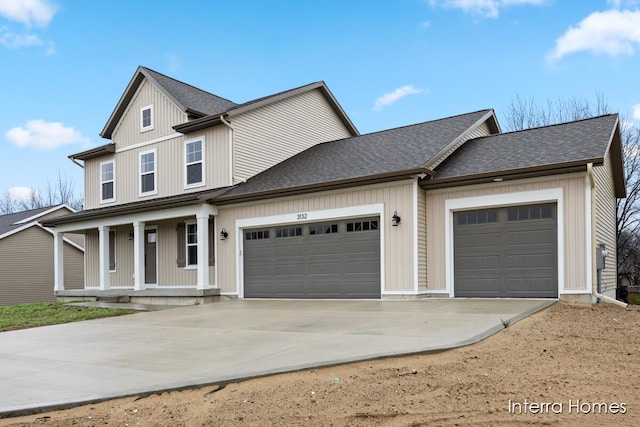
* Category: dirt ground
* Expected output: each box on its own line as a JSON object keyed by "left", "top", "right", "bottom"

{"left": 1, "top": 302, "right": 639, "bottom": 426}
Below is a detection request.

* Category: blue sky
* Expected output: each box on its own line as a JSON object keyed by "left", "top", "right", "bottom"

{"left": 1, "top": 0, "right": 640, "bottom": 204}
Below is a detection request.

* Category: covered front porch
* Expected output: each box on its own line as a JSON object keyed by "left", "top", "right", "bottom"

{"left": 51, "top": 202, "right": 222, "bottom": 305}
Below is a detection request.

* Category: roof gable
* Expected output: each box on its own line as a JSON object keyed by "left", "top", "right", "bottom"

{"left": 215, "top": 109, "right": 496, "bottom": 200}
{"left": 100, "top": 66, "right": 238, "bottom": 139}
{"left": 0, "top": 205, "right": 74, "bottom": 239}
{"left": 429, "top": 114, "right": 624, "bottom": 193}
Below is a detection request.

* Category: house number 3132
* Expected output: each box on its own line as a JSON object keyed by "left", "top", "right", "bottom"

{"left": 297, "top": 213, "right": 308, "bottom": 220}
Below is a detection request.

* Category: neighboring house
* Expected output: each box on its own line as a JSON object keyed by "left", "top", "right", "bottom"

{"left": 0, "top": 205, "right": 84, "bottom": 306}
{"left": 46, "top": 66, "right": 625, "bottom": 305}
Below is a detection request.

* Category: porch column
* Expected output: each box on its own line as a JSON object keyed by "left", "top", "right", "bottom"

{"left": 196, "top": 212, "right": 210, "bottom": 289}
{"left": 133, "top": 221, "right": 146, "bottom": 291}
{"left": 98, "top": 226, "right": 111, "bottom": 290}
{"left": 53, "top": 230, "right": 65, "bottom": 291}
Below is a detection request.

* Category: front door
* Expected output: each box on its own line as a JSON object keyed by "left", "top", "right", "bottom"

{"left": 145, "top": 229, "right": 157, "bottom": 285}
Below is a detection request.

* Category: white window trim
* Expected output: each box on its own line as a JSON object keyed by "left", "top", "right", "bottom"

{"left": 185, "top": 220, "right": 198, "bottom": 269}
{"left": 184, "top": 137, "right": 206, "bottom": 189}
{"left": 100, "top": 160, "right": 115, "bottom": 204}
{"left": 139, "top": 149, "right": 157, "bottom": 197}
{"left": 140, "top": 104, "right": 154, "bottom": 132}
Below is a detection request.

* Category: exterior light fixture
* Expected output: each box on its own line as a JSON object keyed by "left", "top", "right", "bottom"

{"left": 220, "top": 228, "right": 228, "bottom": 240}
{"left": 392, "top": 211, "right": 401, "bottom": 226}
{"left": 128, "top": 231, "right": 134, "bottom": 240}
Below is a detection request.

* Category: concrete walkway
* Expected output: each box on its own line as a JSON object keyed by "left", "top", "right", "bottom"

{"left": 0, "top": 298, "right": 554, "bottom": 417}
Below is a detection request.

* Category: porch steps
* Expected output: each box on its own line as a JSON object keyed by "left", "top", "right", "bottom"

{"left": 96, "top": 295, "right": 131, "bottom": 304}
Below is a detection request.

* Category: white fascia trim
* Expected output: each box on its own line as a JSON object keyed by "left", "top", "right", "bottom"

{"left": 53, "top": 204, "right": 218, "bottom": 233}
{"left": 235, "top": 203, "right": 386, "bottom": 299}
{"left": 444, "top": 188, "right": 567, "bottom": 297}
{"left": 13, "top": 204, "right": 76, "bottom": 225}
{"left": 115, "top": 133, "right": 183, "bottom": 154}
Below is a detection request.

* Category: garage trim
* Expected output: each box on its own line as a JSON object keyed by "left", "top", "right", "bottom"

{"left": 444, "top": 188, "right": 566, "bottom": 297}
{"left": 235, "top": 204, "right": 385, "bottom": 298}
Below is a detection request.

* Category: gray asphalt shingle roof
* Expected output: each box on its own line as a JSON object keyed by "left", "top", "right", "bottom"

{"left": 0, "top": 206, "right": 57, "bottom": 237}
{"left": 221, "top": 109, "right": 494, "bottom": 197}
{"left": 433, "top": 114, "right": 619, "bottom": 180}
{"left": 141, "top": 67, "right": 238, "bottom": 116}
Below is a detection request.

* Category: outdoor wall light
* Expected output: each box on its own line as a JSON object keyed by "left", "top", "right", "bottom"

{"left": 392, "top": 211, "right": 401, "bottom": 226}
{"left": 220, "top": 228, "right": 228, "bottom": 240}
{"left": 128, "top": 231, "right": 134, "bottom": 240}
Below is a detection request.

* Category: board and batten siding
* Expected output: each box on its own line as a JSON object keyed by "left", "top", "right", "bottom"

{"left": 84, "top": 126, "right": 230, "bottom": 209}
{"left": 84, "top": 221, "right": 213, "bottom": 288}
{"left": 0, "top": 226, "right": 83, "bottom": 305}
{"left": 425, "top": 173, "right": 589, "bottom": 293}
{"left": 216, "top": 180, "right": 416, "bottom": 295}
{"left": 232, "top": 89, "right": 354, "bottom": 183}
{"left": 111, "top": 79, "right": 187, "bottom": 148}
{"left": 593, "top": 155, "right": 618, "bottom": 297}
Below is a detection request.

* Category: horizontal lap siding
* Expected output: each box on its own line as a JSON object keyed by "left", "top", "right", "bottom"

{"left": 594, "top": 155, "right": 618, "bottom": 296}
{"left": 233, "top": 89, "right": 353, "bottom": 183}
{"left": 0, "top": 227, "right": 83, "bottom": 305}
{"left": 425, "top": 173, "right": 588, "bottom": 292}
{"left": 216, "top": 181, "right": 416, "bottom": 294}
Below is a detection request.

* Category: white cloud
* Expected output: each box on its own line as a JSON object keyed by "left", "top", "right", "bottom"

{"left": 373, "top": 85, "right": 425, "bottom": 111}
{"left": 432, "top": 0, "right": 544, "bottom": 18}
{"left": 0, "top": 29, "right": 42, "bottom": 49}
{"left": 6, "top": 186, "right": 34, "bottom": 201}
{"left": 0, "top": 0, "right": 57, "bottom": 27}
{"left": 633, "top": 104, "right": 640, "bottom": 120}
{"left": 548, "top": 9, "right": 640, "bottom": 62}
{"left": 608, "top": 0, "right": 640, "bottom": 8}
{"left": 5, "top": 120, "right": 90, "bottom": 150}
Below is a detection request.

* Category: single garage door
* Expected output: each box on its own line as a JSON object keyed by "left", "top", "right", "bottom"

{"left": 243, "top": 217, "right": 381, "bottom": 298}
{"left": 454, "top": 203, "right": 558, "bottom": 298}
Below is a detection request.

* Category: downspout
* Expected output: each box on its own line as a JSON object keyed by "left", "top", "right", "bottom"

{"left": 587, "top": 163, "right": 628, "bottom": 307}
{"left": 219, "top": 115, "right": 244, "bottom": 184}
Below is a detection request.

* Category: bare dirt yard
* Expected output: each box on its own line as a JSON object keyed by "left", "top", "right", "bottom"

{"left": 2, "top": 302, "right": 639, "bottom": 426}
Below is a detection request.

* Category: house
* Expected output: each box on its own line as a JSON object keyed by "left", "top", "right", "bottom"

{"left": 46, "top": 66, "right": 625, "bottom": 305}
{"left": 0, "top": 205, "right": 84, "bottom": 306}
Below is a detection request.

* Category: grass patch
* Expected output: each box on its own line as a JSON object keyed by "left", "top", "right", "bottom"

{"left": 0, "top": 302, "right": 135, "bottom": 332}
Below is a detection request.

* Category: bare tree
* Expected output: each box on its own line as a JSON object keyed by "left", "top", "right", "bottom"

{"left": 0, "top": 172, "right": 83, "bottom": 214}
{"left": 502, "top": 94, "right": 640, "bottom": 286}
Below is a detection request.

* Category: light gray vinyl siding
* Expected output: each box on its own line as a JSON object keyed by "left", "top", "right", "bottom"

{"left": 0, "top": 226, "right": 83, "bottom": 306}
{"left": 232, "top": 88, "right": 353, "bottom": 182}
{"left": 593, "top": 155, "right": 618, "bottom": 296}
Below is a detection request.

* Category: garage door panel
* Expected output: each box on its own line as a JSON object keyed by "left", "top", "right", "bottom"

{"left": 244, "top": 217, "right": 380, "bottom": 299}
{"left": 454, "top": 204, "right": 557, "bottom": 298}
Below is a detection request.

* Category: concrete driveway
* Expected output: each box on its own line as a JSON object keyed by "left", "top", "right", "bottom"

{"left": 0, "top": 298, "right": 553, "bottom": 417}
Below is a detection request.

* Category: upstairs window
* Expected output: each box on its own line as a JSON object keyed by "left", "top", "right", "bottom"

{"left": 140, "top": 150, "right": 156, "bottom": 195}
{"left": 140, "top": 104, "right": 153, "bottom": 132}
{"left": 185, "top": 138, "right": 204, "bottom": 187}
{"left": 100, "top": 161, "right": 115, "bottom": 202}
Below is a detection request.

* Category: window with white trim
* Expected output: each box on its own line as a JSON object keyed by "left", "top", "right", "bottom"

{"left": 140, "top": 104, "right": 153, "bottom": 132}
{"left": 140, "top": 150, "right": 156, "bottom": 195}
{"left": 185, "top": 138, "right": 204, "bottom": 187}
{"left": 186, "top": 222, "right": 198, "bottom": 266}
{"left": 100, "top": 160, "right": 115, "bottom": 202}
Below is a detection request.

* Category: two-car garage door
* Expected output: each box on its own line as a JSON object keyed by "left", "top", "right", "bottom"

{"left": 454, "top": 203, "right": 558, "bottom": 298}
{"left": 243, "top": 217, "right": 381, "bottom": 298}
